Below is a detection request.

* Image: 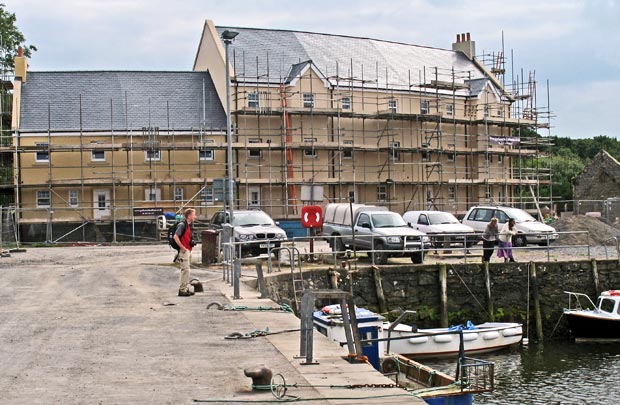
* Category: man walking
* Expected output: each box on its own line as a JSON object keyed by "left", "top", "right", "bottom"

{"left": 173, "top": 208, "right": 196, "bottom": 296}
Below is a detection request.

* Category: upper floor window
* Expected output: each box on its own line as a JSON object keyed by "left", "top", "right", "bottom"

{"left": 248, "top": 138, "right": 262, "bottom": 158}
{"left": 199, "top": 140, "right": 215, "bottom": 161}
{"left": 448, "top": 186, "right": 456, "bottom": 201}
{"left": 249, "top": 186, "right": 261, "bottom": 207}
{"left": 145, "top": 188, "right": 161, "bottom": 202}
{"left": 446, "top": 103, "right": 454, "bottom": 117}
{"left": 37, "top": 190, "right": 51, "bottom": 207}
{"left": 342, "top": 96, "right": 351, "bottom": 110}
{"left": 200, "top": 188, "right": 214, "bottom": 206}
{"left": 388, "top": 99, "right": 397, "bottom": 113}
{"left": 35, "top": 143, "right": 49, "bottom": 162}
{"left": 303, "top": 138, "right": 318, "bottom": 158}
{"left": 390, "top": 141, "right": 400, "bottom": 161}
{"left": 248, "top": 92, "right": 260, "bottom": 109}
{"left": 303, "top": 93, "right": 315, "bottom": 108}
{"left": 421, "top": 100, "right": 430, "bottom": 115}
{"left": 145, "top": 150, "right": 161, "bottom": 161}
{"left": 377, "top": 185, "right": 387, "bottom": 202}
{"left": 174, "top": 187, "right": 184, "bottom": 202}
{"left": 343, "top": 140, "right": 353, "bottom": 159}
{"left": 447, "top": 152, "right": 455, "bottom": 162}
{"left": 91, "top": 150, "right": 106, "bottom": 162}
{"left": 69, "top": 190, "right": 79, "bottom": 207}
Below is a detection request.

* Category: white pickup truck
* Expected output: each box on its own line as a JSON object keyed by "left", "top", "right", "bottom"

{"left": 321, "top": 203, "right": 430, "bottom": 264}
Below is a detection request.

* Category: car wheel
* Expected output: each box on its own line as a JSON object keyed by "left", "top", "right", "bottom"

{"left": 373, "top": 242, "right": 388, "bottom": 265}
{"left": 513, "top": 234, "right": 527, "bottom": 247}
{"left": 411, "top": 252, "right": 424, "bottom": 264}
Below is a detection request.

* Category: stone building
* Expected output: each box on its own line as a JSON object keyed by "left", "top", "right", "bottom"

{"left": 573, "top": 150, "right": 620, "bottom": 219}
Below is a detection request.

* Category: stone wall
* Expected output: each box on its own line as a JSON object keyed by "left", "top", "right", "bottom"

{"left": 264, "top": 259, "right": 620, "bottom": 340}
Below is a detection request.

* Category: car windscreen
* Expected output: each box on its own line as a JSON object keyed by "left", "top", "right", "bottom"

{"left": 372, "top": 213, "right": 407, "bottom": 227}
{"left": 428, "top": 212, "right": 459, "bottom": 225}
{"left": 233, "top": 212, "right": 275, "bottom": 226}
{"left": 503, "top": 208, "right": 537, "bottom": 223}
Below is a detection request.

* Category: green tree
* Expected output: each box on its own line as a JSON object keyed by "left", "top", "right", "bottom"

{"left": 0, "top": 3, "right": 36, "bottom": 69}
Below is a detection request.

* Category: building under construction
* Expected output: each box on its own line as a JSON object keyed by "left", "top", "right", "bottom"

{"left": 7, "top": 20, "right": 553, "bottom": 243}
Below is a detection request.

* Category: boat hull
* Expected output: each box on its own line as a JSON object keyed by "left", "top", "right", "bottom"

{"left": 382, "top": 322, "right": 523, "bottom": 359}
{"left": 564, "top": 311, "right": 620, "bottom": 342}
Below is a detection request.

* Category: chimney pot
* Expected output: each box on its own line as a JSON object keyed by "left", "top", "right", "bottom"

{"left": 466, "top": 32, "right": 471, "bottom": 41}
{"left": 461, "top": 33, "right": 466, "bottom": 42}
{"left": 456, "top": 34, "right": 460, "bottom": 43}
{"left": 17, "top": 46, "right": 23, "bottom": 57}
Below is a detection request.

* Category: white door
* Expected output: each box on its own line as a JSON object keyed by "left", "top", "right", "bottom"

{"left": 93, "top": 189, "right": 111, "bottom": 220}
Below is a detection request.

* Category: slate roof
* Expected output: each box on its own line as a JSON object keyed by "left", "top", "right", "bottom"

{"left": 217, "top": 26, "right": 487, "bottom": 93}
{"left": 18, "top": 71, "right": 226, "bottom": 132}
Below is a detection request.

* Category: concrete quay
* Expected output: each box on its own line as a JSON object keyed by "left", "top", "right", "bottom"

{"left": 0, "top": 245, "right": 424, "bottom": 404}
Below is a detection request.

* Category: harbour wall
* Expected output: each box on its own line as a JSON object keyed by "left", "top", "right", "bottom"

{"left": 262, "top": 259, "right": 620, "bottom": 340}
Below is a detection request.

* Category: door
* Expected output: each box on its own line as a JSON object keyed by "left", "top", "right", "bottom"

{"left": 93, "top": 189, "right": 111, "bottom": 220}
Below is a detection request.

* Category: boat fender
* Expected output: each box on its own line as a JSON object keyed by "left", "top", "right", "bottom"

{"left": 482, "top": 331, "right": 500, "bottom": 340}
{"left": 502, "top": 328, "right": 522, "bottom": 337}
{"left": 462, "top": 333, "right": 479, "bottom": 342}
{"left": 408, "top": 336, "right": 429, "bottom": 344}
{"left": 381, "top": 358, "right": 398, "bottom": 374}
{"left": 433, "top": 335, "right": 453, "bottom": 343}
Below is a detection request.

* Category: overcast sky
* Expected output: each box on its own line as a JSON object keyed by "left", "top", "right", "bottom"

{"left": 5, "top": 0, "right": 619, "bottom": 139}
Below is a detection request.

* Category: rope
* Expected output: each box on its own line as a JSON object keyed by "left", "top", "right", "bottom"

{"left": 224, "top": 327, "right": 301, "bottom": 340}
{"left": 208, "top": 302, "right": 294, "bottom": 313}
{"left": 449, "top": 264, "right": 489, "bottom": 316}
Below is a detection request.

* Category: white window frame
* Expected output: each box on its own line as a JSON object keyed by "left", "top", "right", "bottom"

{"left": 446, "top": 103, "right": 454, "bottom": 117}
{"left": 91, "top": 150, "right": 106, "bottom": 162}
{"left": 174, "top": 187, "right": 184, "bottom": 202}
{"left": 69, "top": 190, "right": 79, "bottom": 207}
{"left": 248, "top": 92, "right": 260, "bottom": 109}
{"left": 303, "top": 137, "right": 318, "bottom": 158}
{"left": 390, "top": 141, "right": 400, "bottom": 161}
{"left": 248, "top": 186, "right": 261, "bottom": 207}
{"left": 422, "top": 150, "right": 430, "bottom": 162}
{"left": 145, "top": 188, "right": 161, "bottom": 202}
{"left": 342, "top": 96, "right": 351, "bottom": 110}
{"left": 37, "top": 190, "right": 51, "bottom": 207}
{"left": 447, "top": 152, "right": 455, "bottom": 162}
{"left": 248, "top": 138, "right": 262, "bottom": 158}
{"left": 421, "top": 100, "right": 430, "bottom": 115}
{"left": 199, "top": 140, "right": 215, "bottom": 161}
{"left": 448, "top": 186, "right": 456, "bottom": 201}
{"left": 200, "top": 187, "right": 214, "bottom": 206}
{"left": 303, "top": 93, "right": 315, "bottom": 108}
{"left": 35, "top": 143, "right": 49, "bottom": 162}
{"left": 388, "top": 99, "right": 397, "bottom": 113}
{"left": 145, "top": 150, "right": 161, "bottom": 161}
{"left": 377, "top": 185, "right": 387, "bottom": 202}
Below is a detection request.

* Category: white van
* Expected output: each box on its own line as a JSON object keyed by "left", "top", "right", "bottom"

{"left": 403, "top": 210, "right": 478, "bottom": 249}
{"left": 462, "top": 206, "right": 558, "bottom": 247}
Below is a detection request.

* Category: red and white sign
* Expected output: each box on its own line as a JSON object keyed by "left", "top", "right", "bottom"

{"left": 301, "top": 205, "right": 323, "bottom": 228}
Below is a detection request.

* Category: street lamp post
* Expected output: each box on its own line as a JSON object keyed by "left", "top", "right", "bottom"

{"left": 222, "top": 29, "right": 238, "bottom": 264}
{"left": 222, "top": 30, "right": 238, "bottom": 222}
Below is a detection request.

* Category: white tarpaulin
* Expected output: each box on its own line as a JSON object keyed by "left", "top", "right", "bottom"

{"left": 489, "top": 136, "right": 520, "bottom": 146}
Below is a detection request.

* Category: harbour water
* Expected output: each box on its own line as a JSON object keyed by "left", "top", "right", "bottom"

{"left": 423, "top": 341, "right": 620, "bottom": 404}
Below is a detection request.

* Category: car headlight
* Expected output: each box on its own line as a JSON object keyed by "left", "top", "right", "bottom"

{"left": 386, "top": 236, "right": 400, "bottom": 243}
{"left": 238, "top": 234, "right": 256, "bottom": 241}
{"left": 422, "top": 236, "right": 430, "bottom": 243}
{"left": 275, "top": 233, "right": 287, "bottom": 240}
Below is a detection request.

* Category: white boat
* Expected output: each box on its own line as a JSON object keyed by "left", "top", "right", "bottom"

{"left": 381, "top": 320, "right": 523, "bottom": 360}
{"left": 564, "top": 290, "right": 620, "bottom": 342}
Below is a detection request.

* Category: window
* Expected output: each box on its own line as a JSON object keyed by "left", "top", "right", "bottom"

{"left": 485, "top": 187, "right": 491, "bottom": 201}
{"left": 91, "top": 150, "right": 106, "bottom": 162}
{"left": 248, "top": 138, "right": 262, "bottom": 158}
{"left": 174, "top": 187, "right": 184, "bottom": 202}
{"left": 69, "top": 190, "right": 79, "bottom": 207}
{"left": 248, "top": 92, "right": 260, "bottom": 109}
{"left": 377, "top": 185, "right": 387, "bottom": 202}
{"left": 446, "top": 103, "right": 454, "bottom": 117}
{"left": 498, "top": 154, "right": 504, "bottom": 163}
{"left": 35, "top": 143, "right": 49, "bottom": 162}
{"left": 390, "top": 141, "right": 400, "bottom": 161}
{"left": 484, "top": 105, "right": 489, "bottom": 118}
{"left": 447, "top": 152, "right": 455, "bottom": 162}
{"left": 145, "top": 150, "right": 161, "bottom": 161}
{"left": 199, "top": 140, "right": 215, "bottom": 161}
{"left": 448, "top": 186, "right": 456, "bottom": 201}
{"left": 485, "top": 153, "right": 492, "bottom": 164}
{"left": 422, "top": 150, "right": 430, "bottom": 162}
{"left": 248, "top": 186, "right": 261, "bottom": 207}
{"left": 303, "top": 93, "right": 314, "bottom": 108}
{"left": 304, "top": 138, "right": 317, "bottom": 158}
{"left": 348, "top": 189, "right": 356, "bottom": 203}
{"left": 145, "top": 188, "right": 161, "bottom": 202}
{"left": 388, "top": 99, "right": 397, "bottom": 113}
{"left": 357, "top": 213, "right": 371, "bottom": 227}
{"left": 37, "top": 190, "right": 51, "bottom": 207}
{"left": 200, "top": 188, "right": 214, "bottom": 206}
{"left": 496, "top": 108, "right": 504, "bottom": 118}
{"left": 343, "top": 140, "right": 353, "bottom": 159}
{"left": 341, "top": 96, "right": 351, "bottom": 110}
{"left": 421, "top": 100, "right": 430, "bottom": 115}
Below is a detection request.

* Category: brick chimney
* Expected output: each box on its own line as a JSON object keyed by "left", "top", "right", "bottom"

{"left": 14, "top": 46, "right": 27, "bottom": 82}
{"left": 452, "top": 32, "right": 476, "bottom": 60}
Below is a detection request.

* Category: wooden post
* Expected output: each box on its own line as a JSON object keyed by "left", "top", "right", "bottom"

{"left": 591, "top": 258, "right": 600, "bottom": 295}
{"left": 484, "top": 262, "right": 495, "bottom": 322}
{"left": 439, "top": 263, "right": 448, "bottom": 328}
{"left": 531, "top": 262, "right": 543, "bottom": 340}
{"left": 372, "top": 265, "right": 388, "bottom": 314}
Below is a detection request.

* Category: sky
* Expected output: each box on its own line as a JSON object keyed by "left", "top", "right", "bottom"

{"left": 5, "top": 0, "right": 620, "bottom": 139}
